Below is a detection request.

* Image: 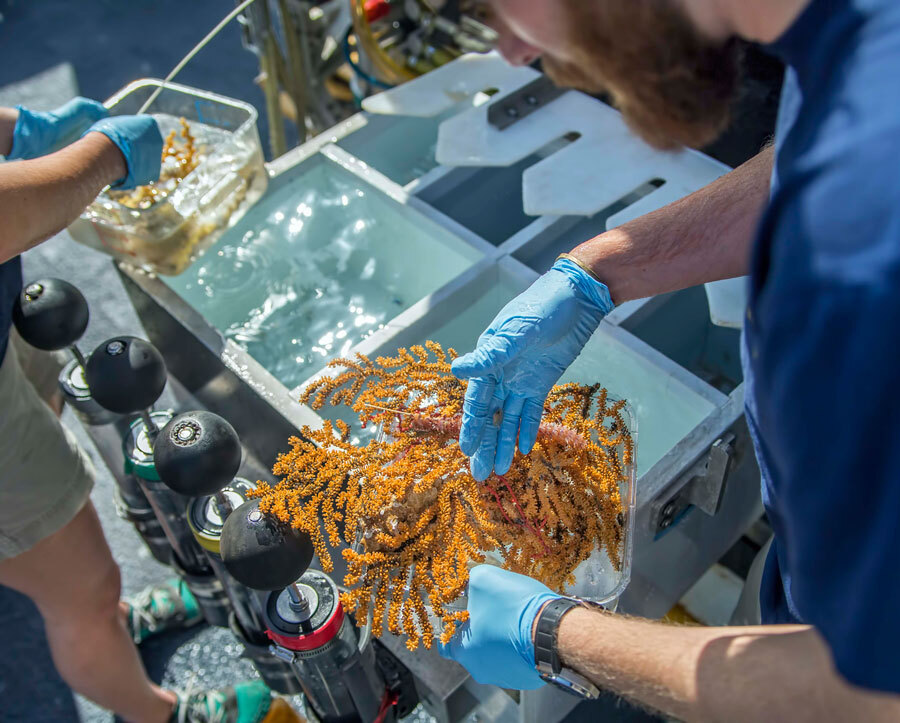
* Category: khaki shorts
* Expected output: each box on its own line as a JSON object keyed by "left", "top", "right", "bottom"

{"left": 0, "top": 336, "right": 94, "bottom": 560}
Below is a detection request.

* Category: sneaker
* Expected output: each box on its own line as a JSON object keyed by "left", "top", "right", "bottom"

{"left": 123, "top": 577, "right": 203, "bottom": 644}
{"left": 170, "top": 680, "right": 299, "bottom": 723}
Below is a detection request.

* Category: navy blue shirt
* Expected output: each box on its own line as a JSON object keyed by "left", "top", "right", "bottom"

{"left": 745, "top": 0, "right": 900, "bottom": 693}
{"left": 0, "top": 257, "right": 23, "bottom": 362}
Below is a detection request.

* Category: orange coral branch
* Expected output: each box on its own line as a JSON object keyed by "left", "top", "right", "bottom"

{"left": 253, "top": 342, "right": 632, "bottom": 650}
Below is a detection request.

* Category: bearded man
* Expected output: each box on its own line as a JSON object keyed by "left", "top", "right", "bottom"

{"left": 443, "top": 0, "right": 900, "bottom": 719}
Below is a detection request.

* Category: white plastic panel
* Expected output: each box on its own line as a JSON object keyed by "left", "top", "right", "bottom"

{"left": 439, "top": 90, "right": 729, "bottom": 217}
{"left": 704, "top": 277, "right": 747, "bottom": 329}
{"left": 362, "top": 52, "right": 534, "bottom": 117}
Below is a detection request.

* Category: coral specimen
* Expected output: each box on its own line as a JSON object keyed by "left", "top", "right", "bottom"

{"left": 112, "top": 118, "right": 200, "bottom": 209}
{"left": 252, "top": 342, "right": 632, "bottom": 649}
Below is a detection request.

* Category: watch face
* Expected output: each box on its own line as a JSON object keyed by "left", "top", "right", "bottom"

{"left": 540, "top": 671, "right": 601, "bottom": 700}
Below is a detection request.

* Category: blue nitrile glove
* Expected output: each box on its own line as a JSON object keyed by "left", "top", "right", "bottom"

{"left": 83, "top": 116, "right": 163, "bottom": 190}
{"left": 439, "top": 565, "right": 560, "bottom": 690}
{"left": 451, "top": 257, "right": 614, "bottom": 481}
{"left": 8, "top": 97, "right": 108, "bottom": 160}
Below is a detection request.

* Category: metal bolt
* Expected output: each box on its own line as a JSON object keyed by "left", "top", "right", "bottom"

{"left": 70, "top": 345, "right": 87, "bottom": 370}
{"left": 214, "top": 491, "right": 233, "bottom": 518}
{"left": 660, "top": 516, "right": 673, "bottom": 530}
{"left": 661, "top": 500, "right": 676, "bottom": 519}
{"left": 141, "top": 409, "right": 160, "bottom": 441}
{"left": 525, "top": 94, "right": 538, "bottom": 106}
{"left": 23, "top": 283, "right": 44, "bottom": 301}
{"left": 287, "top": 584, "right": 310, "bottom": 616}
{"left": 106, "top": 340, "right": 126, "bottom": 355}
{"left": 248, "top": 509, "right": 262, "bottom": 523}
{"left": 505, "top": 106, "right": 520, "bottom": 118}
{"left": 172, "top": 420, "right": 200, "bottom": 446}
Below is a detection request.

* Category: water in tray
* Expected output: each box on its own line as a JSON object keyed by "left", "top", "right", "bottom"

{"left": 165, "top": 159, "right": 478, "bottom": 390}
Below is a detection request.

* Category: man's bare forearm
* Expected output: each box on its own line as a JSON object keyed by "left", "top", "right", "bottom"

{"left": 570, "top": 145, "right": 773, "bottom": 304}
{"left": 0, "top": 133, "right": 125, "bottom": 264}
{"left": 557, "top": 608, "right": 900, "bottom": 722}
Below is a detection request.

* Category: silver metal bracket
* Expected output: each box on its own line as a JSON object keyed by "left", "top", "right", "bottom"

{"left": 487, "top": 75, "right": 565, "bottom": 130}
{"left": 270, "top": 643, "right": 297, "bottom": 664}
{"left": 651, "top": 433, "right": 736, "bottom": 536}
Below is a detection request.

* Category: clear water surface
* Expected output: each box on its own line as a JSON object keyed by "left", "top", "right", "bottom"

{"left": 165, "top": 157, "right": 480, "bottom": 390}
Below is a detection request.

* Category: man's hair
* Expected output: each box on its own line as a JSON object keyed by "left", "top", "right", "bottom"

{"left": 544, "top": 0, "right": 742, "bottom": 150}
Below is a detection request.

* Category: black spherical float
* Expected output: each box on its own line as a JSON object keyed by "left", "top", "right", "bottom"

{"left": 12, "top": 278, "right": 88, "bottom": 351}
{"left": 85, "top": 336, "right": 167, "bottom": 414}
{"left": 154, "top": 411, "right": 242, "bottom": 497}
{"left": 221, "top": 499, "right": 314, "bottom": 591}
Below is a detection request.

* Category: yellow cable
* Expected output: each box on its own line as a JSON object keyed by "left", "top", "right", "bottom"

{"left": 350, "top": 0, "right": 418, "bottom": 85}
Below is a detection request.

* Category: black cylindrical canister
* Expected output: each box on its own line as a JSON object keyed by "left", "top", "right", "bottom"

{"left": 57, "top": 358, "right": 118, "bottom": 426}
{"left": 229, "top": 612, "right": 304, "bottom": 696}
{"left": 112, "top": 474, "right": 173, "bottom": 566}
{"left": 170, "top": 554, "right": 231, "bottom": 629}
{"left": 123, "top": 411, "right": 211, "bottom": 575}
{"left": 187, "top": 479, "right": 268, "bottom": 637}
{"left": 265, "top": 570, "right": 390, "bottom": 723}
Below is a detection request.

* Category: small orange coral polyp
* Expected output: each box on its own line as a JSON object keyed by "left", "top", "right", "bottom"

{"left": 251, "top": 341, "right": 631, "bottom": 650}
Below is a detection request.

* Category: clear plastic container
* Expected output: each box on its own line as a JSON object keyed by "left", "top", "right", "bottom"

{"left": 68, "top": 79, "right": 267, "bottom": 276}
{"left": 561, "top": 402, "right": 637, "bottom": 607}
{"left": 469, "top": 403, "right": 638, "bottom": 608}
{"left": 356, "top": 402, "right": 637, "bottom": 640}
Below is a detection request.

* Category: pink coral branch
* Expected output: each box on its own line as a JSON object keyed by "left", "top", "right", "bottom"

{"left": 407, "top": 413, "right": 589, "bottom": 451}
{"left": 497, "top": 476, "right": 552, "bottom": 558}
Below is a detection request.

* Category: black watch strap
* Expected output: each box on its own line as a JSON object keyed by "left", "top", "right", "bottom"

{"left": 534, "top": 598, "right": 579, "bottom": 676}
{"left": 534, "top": 598, "right": 601, "bottom": 699}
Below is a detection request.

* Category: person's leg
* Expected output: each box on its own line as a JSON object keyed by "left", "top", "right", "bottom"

{"left": 0, "top": 500, "right": 176, "bottom": 723}
{"left": 10, "top": 328, "right": 65, "bottom": 416}
{"left": 0, "top": 341, "right": 284, "bottom": 723}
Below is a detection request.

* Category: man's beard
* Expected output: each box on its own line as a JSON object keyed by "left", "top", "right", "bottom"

{"left": 542, "top": 0, "right": 742, "bottom": 150}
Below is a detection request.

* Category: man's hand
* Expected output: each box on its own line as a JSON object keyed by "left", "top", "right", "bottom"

{"left": 439, "top": 565, "right": 560, "bottom": 690}
{"left": 83, "top": 116, "right": 163, "bottom": 190}
{"left": 6, "top": 97, "right": 107, "bottom": 160}
{"left": 441, "top": 567, "right": 900, "bottom": 721}
{"left": 451, "top": 257, "right": 613, "bottom": 480}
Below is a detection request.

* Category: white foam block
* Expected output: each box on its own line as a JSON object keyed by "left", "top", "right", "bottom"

{"left": 362, "top": 52, "right": 534, "bottom": 118}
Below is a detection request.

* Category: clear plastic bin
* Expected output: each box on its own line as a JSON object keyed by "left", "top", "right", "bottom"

{"left": 470, "top": 403, "right": 637, "bottom": 608}
{"left": 358, "top": 403, "right": 636, "bottom": 641}
{"left": 68, "top": 79, "right": 267, "bottom": 276}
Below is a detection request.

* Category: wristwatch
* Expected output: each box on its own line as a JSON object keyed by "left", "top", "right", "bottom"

{"left": 533, "top": 598, "right": 600, "bottom": 699}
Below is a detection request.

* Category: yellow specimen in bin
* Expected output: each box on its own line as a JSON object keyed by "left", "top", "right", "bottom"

{"left": 114, "top": 118, "right": 200, "bottom": 209}
{"left": 251, "top": 342, "right": 632, "bottom": 649}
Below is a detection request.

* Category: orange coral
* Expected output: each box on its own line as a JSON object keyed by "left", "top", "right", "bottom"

{"left": 252, "top": 341, "right": 632, "bottom": 650}
{"left": 114, "top": 117, "right": 200, "bottom": 209}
